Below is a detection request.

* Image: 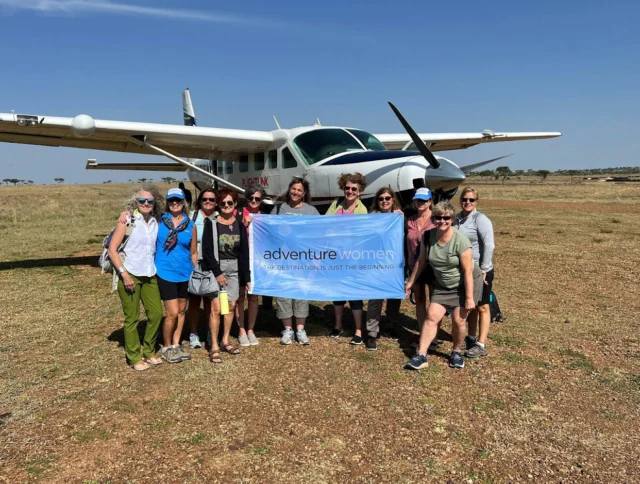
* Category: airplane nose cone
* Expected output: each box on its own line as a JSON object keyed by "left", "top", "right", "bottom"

{"left": 421, "top": 157, "right": 466, "bottom": 191}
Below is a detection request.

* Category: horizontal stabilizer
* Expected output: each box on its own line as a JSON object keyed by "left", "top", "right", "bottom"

{"left": 458, "top": 154, "right": 513, "bottom": 174}
{"left": 86, "top": 159, "right": 186, "bottom": 172}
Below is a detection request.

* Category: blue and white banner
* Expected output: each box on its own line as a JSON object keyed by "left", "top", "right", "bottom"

{"left": 249, "top": 213, "right": 405, "bottom": 301}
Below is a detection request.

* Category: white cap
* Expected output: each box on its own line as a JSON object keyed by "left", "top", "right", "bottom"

{"left": 413, "top": 188, "right": 432, "bottom": 201}
{"left": 167, "top": 188, "right": 185, "bottom": 200}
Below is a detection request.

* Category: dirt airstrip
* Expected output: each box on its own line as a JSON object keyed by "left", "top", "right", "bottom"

{"left": 0, "top": 181, "right": 638, "bottom": 482}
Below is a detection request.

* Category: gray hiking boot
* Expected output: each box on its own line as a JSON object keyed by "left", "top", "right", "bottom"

{"left": 296, "top": 328, "right": 310, "bottom": 345}
{"left": 162, "top": 346, "right": 182, "bottom": 364}
{"left": 465, "top": 343, "right": 488, "bottom": 358}
{"left": 281, "top": 328, "right": 295, "bottom": 345}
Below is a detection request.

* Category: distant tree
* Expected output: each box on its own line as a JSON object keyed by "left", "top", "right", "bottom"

{"left": 10, "top": 178, "right": 20, "bottom": 186}
{"left": 478, "top": 169, "right": 494, "bottom": 177}
{"left": 103, "top": 180, "right": 112, "bottom": 184}
{"left": 27, "top": 180, "right": 34, "bottom": 185}
{"left": 137, "top": 178, "right": 148, "bottom": 183}
{"left": 538, "top": 170, "right": 551, "bottom": 182}
{"left": 2, "top": 178, "right": 10, "bottom": 185}
{"left": 54, "top": 177, "right": 65, "bottom": 184}
{"left": 161, "top": 176, "right": 177, "bottom": 183}
{"left": 495, "top": 166, "right": 512, "bottom": 184}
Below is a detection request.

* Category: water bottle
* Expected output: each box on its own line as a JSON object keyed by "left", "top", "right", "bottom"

{"left": 219, "top": 288, "right": 229, "bottom": 315}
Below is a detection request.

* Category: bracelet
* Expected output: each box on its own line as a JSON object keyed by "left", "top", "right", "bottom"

{"left": 117, "top": 266, "right": 126, "bottom": 274}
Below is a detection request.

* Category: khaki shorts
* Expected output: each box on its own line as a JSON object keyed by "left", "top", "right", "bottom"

{"left": 276, "top": 298, "right": 310, "bottom": 319}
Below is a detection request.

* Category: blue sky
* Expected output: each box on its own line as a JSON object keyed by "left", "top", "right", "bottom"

{"left": 0, "top": 0, "right": 638, "bottom": 183}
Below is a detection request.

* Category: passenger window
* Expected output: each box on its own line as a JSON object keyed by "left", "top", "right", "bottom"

{"left": 268, "top": 150, "right": 277, "bottom": 169}
{"left": 282, "top": 148, "right": 297, "bottom": 169}
{"left": 254, "top": 152, "right": 265, "bottom": 171}
{"left": 239, "top": 155, "right": 249, "bottom": 173}
{"left": 216, "top": 161, "right": 224, "bottom": 176}
{"left": 225, "top": 160, "right": 233, "bottom": 175}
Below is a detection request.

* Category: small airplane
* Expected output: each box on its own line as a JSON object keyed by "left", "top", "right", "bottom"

{"left": 0, "top": 89, "right": 561, "bottom": 208}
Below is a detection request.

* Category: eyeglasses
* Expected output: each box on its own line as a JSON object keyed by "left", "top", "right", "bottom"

{"left": 461, "top": 198, "right": 477, "bottom": 203}
{"left": 248, "top": 196, "right": 262, "bottom": 202}
{"left": 167, "top": 198, "right": 183, "bottom": 204}
{"left": 201, "top": 197, "right": 216, "bottom": 203}
{"left": 433, "top": 215, "right": 452, "bottom": 221}
{"left": 219, "top": 201, "right": 234, "bottom": 208}
{"left": 344, "top": 186, "right": 359, "bottom": 192}
{"left": 378, "top": 196, "right": 392, "bottom": 202}
{"left": 137, "top": 198, "right": 154, "bottom": 205}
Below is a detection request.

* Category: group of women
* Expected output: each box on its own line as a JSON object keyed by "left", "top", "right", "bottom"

{"left": 108, "top": 174, "right": 494, "bottom": 372}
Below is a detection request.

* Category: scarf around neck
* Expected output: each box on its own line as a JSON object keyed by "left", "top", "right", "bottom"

{"left": 161, "top": 212, "right": 189, "bottom": 250}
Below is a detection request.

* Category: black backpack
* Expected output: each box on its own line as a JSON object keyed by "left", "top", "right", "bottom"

{"left": 489, "top": 291, "right": 504, "bottom": 323}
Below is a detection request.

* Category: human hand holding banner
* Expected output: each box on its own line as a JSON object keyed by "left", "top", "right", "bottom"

{"left": 249, "top": 213, "right": 405, "bottom": 301}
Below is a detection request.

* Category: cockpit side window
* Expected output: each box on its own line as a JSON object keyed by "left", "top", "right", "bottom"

{"left": 346, "top": 129, "right": 387, "bottom": 151}
{"left": 293, "top": 129, "right": 365, "bottom": 165}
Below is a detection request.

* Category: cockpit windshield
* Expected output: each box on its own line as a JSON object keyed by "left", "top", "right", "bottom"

{"left": 346, "top": 129, "right": 387, "bottom": 151}
{"left": 293, "top": 129, "right": 364, "bottom": 165}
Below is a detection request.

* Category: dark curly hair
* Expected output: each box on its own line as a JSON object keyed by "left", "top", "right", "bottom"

{"left": 284, "top": 176, "right": 311, "bottom": 204}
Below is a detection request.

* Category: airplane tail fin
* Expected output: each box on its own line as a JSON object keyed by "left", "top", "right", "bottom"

{"left": 182, "top": 88, "right": 196, "bottom": 126}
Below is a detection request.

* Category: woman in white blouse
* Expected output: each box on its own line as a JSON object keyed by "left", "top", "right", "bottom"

{"left": 108, "top": 185, "right": 164, "bottom": 371}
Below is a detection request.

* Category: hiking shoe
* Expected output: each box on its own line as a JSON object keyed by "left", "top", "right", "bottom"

{"left": 463, "top": 335, "right": 477, "bottom": 350}
{"left": 405, "top": 353, "right": 428, "bottom": 370}
{"left": 177, "top": 344, "right": 191, "bottom": 361}
{"left": 162, "top": 346, "right": 182, "bottom": 364}
{"left": 329, "top": 328, "right": 343, "bottom": 338}
{"left": 247, "top": 332, "right": 259, "bottom": 346}
{"left": 350, "top": 335, "right": 363, "bottom": 345}
{"left": 465, "top": 343, "right": 488, "bottom": 358}
{"left": 365, "top": 336, "right": 377, "bottom": 351}
{"left": 449, "top": 351, "right": 465, "bottom": 369}
{"left": 296, "top": 329, "right": 310, "bottom": 345}
{"left": 189, "top": 333, "right": 202, "bottom": 349}
{"left": 281, "top": 328, "right": 295, "bottom": 345}
{"left": 382, "top": 327, "right": 399, "bottom": 342}
{"left": 238, "top": 333, "right": 251, "bottom": 347}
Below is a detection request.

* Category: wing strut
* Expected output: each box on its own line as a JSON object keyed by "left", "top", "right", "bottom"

{"left": 128, "top": 136, "right": 245, "bottom": 193}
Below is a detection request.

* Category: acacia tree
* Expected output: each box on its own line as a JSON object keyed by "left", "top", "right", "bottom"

{"left": 538, "top": 170, "right": 551, "bottom": 182}
{"left": 495, "top": 166, "right": 512, "bottom": 184}
{"left": 54, "top": 177, "right": 65, "bottom": 184}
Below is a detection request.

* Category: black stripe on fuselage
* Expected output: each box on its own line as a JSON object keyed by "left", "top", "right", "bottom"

{"left": 320, "top": 150, "right": 420, "bottom": 166}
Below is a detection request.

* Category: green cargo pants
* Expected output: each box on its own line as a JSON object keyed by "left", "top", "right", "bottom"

{"left": 117, "top": 274, "right": 163, "bottom": 364}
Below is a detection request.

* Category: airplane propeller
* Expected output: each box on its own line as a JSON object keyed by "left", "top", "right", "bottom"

{"left": 388, "top": 102, "right": 440, "bottom": 169}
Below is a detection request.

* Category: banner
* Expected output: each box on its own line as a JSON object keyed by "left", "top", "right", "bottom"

{"left": 249, "top": 213, "right": 405, "bottom": 301}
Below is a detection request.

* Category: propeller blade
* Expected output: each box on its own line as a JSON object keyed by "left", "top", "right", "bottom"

{"left": 458, "top": 154, "right": 513, "bottom": 174}
{"left": 388, "top": 102, "right": 440, "bottom": 169}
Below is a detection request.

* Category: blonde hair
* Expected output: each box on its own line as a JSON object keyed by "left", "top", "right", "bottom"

{"left": 432, "top": 200, "right": 455, "bottom": 217}
{"left": 125, "top": 184, "right": 164, "bottom": 220}
{"left": 460, "top": 186, "right": 479, "bottom": 201}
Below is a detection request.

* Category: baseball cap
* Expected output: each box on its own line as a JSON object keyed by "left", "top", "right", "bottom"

{"left": 167, "top": 188, "right": 185, "bottom": 200}
{"left": 413, "top": 188, "right": 432, "bottom": 201}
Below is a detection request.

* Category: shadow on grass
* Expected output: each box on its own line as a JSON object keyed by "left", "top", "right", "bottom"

{"left": 0, "top": 255, "right": 99, "bottom": 271}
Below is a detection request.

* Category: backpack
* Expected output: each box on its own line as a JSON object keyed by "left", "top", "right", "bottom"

{"left": 489, "top": 291, "right": 504, "bottom": 323}
{"left": 99, "top": 218, "right": 136, "bottom": 273}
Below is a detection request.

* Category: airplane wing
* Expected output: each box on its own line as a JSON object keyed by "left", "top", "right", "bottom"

{"left": 86, "top": 159, "right": 186, "bottom": 172}
{"left": 374, "top": 131, "right": 562, "bottom": 152}
{"left": 0, "top": 112, "right": 274, "bottom": 159}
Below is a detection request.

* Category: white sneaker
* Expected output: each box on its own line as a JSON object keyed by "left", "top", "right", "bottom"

{"left": 189, "top": 333, "right": 202, "bottom": 349}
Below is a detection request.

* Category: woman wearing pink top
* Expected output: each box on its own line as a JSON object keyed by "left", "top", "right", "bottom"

{"left": 236, "top": 187, "right": 267, "bottom": 347}
{"left": 406, "top": 188, "right": 435, "bottom": 334}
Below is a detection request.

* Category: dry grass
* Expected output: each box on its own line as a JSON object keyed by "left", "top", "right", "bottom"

{"left": 1, "top": 183, "right": 639, "bottom": 482}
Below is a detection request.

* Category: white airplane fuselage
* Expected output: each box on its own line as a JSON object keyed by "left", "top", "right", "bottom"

{"left": 186, "top": 125, "right": 466, "bottom": 208}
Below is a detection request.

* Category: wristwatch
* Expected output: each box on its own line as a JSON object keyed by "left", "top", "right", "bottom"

{"left": 117, "top": 266, "right": 126, "bottom": 275}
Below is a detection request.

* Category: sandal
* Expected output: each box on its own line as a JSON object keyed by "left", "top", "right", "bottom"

{"left": 209, "top": 350, "right": 222, "bottom": 364}
{"left": 131, "top": 361, "right": 150, "bottom": 371}
{"left": 143, "top": 356, "right": 162, "bottom": 365}
{"left": 222, "top": 343, "right": 240, "bottom": 355}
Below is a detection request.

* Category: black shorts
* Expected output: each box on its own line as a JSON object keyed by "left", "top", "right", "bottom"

{"left": 478, "top": 269, "right": 494, "bottom": 306}
{"left": 333, "top": 300, "right": 364, "bottom": 310}
{"left": 157, "top": 276, "right": 189, "bottom": 301}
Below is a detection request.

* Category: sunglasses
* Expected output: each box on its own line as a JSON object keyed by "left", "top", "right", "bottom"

{"left": 415, "top": 199, "right": 430, "bottom": 204}
{"left": 433, "top": 215, "right": 452, "bottom": 221}
{"left": 201, "top": 197, "right": 216, "bottom": 203}
{"left": 461, "top": 198, "right": 477, "bottom": 203}
{"left": 167, "top": 198, "right": 183, "bottom": 204}
{"left": 137, "top": 198, "right": 154, "bottom": 204}
{"left": 378, "top": 196, "right": 392, "bottom": 202}
{"left": 219, "top": 201, "right": 234, "bottom": 208}
{"left": 344, "top": 186, "right": 359, "bottom": 192}
{"left": 248, "top": 196, "right": 262, "bottom": 202}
